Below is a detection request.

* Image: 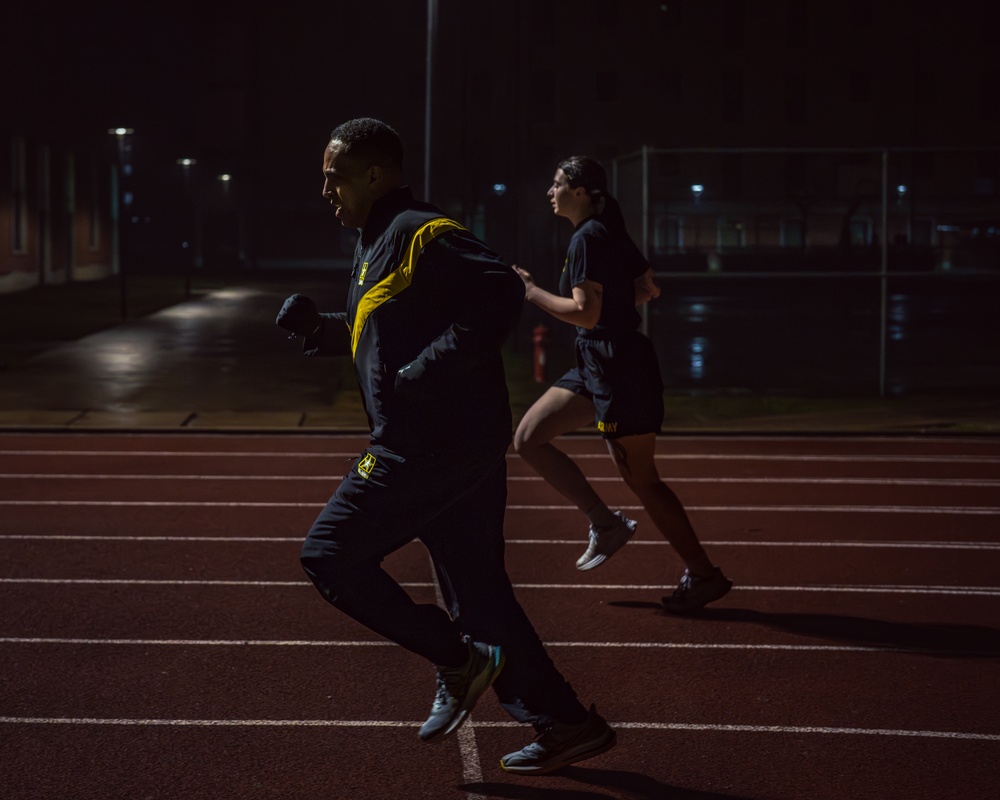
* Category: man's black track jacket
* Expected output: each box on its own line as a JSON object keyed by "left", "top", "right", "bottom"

{"left": 303, "top": 186, "right": 523, "bottom": 455}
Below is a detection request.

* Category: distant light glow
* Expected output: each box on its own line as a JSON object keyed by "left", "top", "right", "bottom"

{"left": 691, "top": 184, "right": 704, "bottom": 195}
{"left": 108, "top": 127, "right": 134, "bottom": 136}
{"left": 177, "top": 158, "right": 197, "bottom": 167}
{"left": 218, "top": 173, "right": 232, "bottom": 182}
{"left": 688, "top": 336, "right": 707, "bottom": 379}
{"left": 889, "top": 294, "right": 907, "bottom": 342}
{"left": 493, "top": 183, "right": 507, "bottom": 196}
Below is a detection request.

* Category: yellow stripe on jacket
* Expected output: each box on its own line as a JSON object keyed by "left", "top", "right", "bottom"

{"left": 350, "top": 217, "right": 466, "bottom": 359}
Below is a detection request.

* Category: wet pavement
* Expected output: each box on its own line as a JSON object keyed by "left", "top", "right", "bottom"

{"left": 0, "top": 280, "right": 366, "bottom": 430}
{"left": 0, "top": 277, "right": 998, "bottom": 433}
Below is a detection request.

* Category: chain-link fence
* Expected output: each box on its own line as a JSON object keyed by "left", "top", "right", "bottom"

{"left": 613, "top": 147, "right": 1000, "bottom": 397}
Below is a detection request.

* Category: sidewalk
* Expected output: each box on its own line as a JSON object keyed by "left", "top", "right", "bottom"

{"left": 1, "top": 273, "right": 998, "bottom": 434}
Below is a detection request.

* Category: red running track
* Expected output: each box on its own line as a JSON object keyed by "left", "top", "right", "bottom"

{"left": 1, "top": 431, "right": 999, "bottom": 800}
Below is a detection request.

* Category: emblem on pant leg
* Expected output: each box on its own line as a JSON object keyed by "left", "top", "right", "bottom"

{"left": 357, "top": 453, "right": 377, "bottom": 479}
{"left": 597, "top": 420, "right": 618, "bottom": 434}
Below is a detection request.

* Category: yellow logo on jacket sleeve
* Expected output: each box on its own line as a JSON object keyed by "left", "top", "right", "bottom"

{"left": 357, "top": 452, "right": 377, "bottom": 479}
{"left": 358, "top": 262, "right": 369, "bottom": 285}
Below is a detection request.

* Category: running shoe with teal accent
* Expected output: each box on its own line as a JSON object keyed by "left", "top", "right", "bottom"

{"left": 661, "top": 567, "right": 733, "bottom": 613}
{"left": 418, "top": 640, "right": 505, "bottom": 742}
{"left": 500, "top": 705, "right": 617, "bottom": 774}
{"left": 576, "top": 511, "right": 637, "bottom": 570}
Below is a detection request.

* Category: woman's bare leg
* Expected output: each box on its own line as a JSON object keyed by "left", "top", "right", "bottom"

{"left": 605, "top": 433, "right": 716, "bottom": 577}
{"left": 516, "top": 388, "right": 642, "bottom": 569}
{"left": 513, "top": 387, "right": 611, "bottom": 521}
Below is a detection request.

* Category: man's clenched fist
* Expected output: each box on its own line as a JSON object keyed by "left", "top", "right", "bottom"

{"left": 276, "top": 294, "right": 322, "bottom": 337}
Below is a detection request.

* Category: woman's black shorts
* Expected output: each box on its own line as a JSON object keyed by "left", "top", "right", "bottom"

{"left": 553, "top": 331, "right": 664, "bottom": 439}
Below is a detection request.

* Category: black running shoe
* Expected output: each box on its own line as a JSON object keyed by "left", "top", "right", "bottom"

{"left": 661, "top": 567, "right": 733, "bottom": 613}
{"left": 500, "top": 705, "right": 616, "bottom": 774}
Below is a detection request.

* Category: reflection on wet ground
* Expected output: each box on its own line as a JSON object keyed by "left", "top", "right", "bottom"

{"left": 0, "top": 272, "right": 996, "bottom": 422}
{"left": 648, "top": 276, "right": 1000, "bottom": 395}
{"left": 0, "top": 281, "right": 349, "bottom": 414}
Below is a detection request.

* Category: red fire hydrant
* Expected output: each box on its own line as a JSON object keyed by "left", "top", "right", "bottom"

{"left": 532, "top": 323, "right": 549, "bottom": 383}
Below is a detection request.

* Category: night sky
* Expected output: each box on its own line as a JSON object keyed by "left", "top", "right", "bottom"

{"left": 7, "top": 0, "right": 999, "bottom": 269}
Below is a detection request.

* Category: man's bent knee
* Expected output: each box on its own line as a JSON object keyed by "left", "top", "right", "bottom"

{"left": 300, "top": 533, "right": 354, "bottom": 604}
{"left": 302, "top": 550, "right": 364, "bottom": 610}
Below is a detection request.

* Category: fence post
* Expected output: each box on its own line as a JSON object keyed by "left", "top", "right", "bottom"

{"left": 641, "top": 145, "right": 650, "bottom": 336}
{"left": 879, "top": 148, "right": 889, "bottom": 398}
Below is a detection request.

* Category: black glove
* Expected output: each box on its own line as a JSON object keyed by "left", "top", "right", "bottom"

{"left": 276, "top": 294, "right": 322, "bottom": 337}
{"left": 394, "top": 359, "right": 427, "bottom": 398}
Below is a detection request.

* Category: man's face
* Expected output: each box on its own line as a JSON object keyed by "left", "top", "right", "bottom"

{"left": 322, "top": 140, "right": 376, "bottom": 229}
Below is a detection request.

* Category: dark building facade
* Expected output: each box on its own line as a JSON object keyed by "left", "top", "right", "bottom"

{"left": 4, "top": 0, "right": 997, "bottom": 290}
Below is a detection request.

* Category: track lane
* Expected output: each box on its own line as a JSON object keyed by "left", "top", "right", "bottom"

{"left": 2, "top": 431, "right": 998, "bottom": 800}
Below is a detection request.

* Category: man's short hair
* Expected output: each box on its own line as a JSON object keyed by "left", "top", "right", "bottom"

{"left": 330, "top": 118, "right": 403, "bottom": 171}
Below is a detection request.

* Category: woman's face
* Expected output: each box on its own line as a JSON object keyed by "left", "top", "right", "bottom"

{"left": 546, "top": 168, "right": 586, "bottom": 220}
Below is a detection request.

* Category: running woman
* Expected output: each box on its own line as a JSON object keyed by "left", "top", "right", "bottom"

{"left": 513, "top": 156, "right": 732, "bottom": 613}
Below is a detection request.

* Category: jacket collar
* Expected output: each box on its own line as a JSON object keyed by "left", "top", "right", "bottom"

{"left": 359, "top": 186, "right": 415, "bottom": 246}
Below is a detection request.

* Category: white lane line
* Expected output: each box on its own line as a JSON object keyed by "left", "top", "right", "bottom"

{"left": 0, "top": 535, "right": 308, "bottom": 542}
{"left": 575, "top": 454, "right": 1000, "bottom": 464}
{"left": 4, "top": 473, "right": 999, "bottom": 488}
{"left": 507, "top": 505, "right": 1000, "bottom": 515}
{"left": 507, "top": 539, "right": 1000, "bottom": 551}
{"left": 609, "top": 723, "right": 1000, "bottom": 741}
{"left": 426, "top": 553, "right": 484, "bottom": 788}
{"left": 3, "top": 449, "right": 1000, "bottom": 464}
{"left": 0, "top": 716, "right": 996, "bottom": 741}
{"left": 4, "top": 535, "right": 999, "bottom": 552}
{"left": 2, "top": 578, "right": 999, "bottom": 596}
{"left": 519, "top": 476, "right": 1000, "bottom": 487}
{"left": 3, "top": 500, "right": 1000, "bottom": 515}
{"left": 0, "top": 501, "right": 322, "bottom": 507}
{"left": 0, "top": 474, "right": 340, "bottom": 481}
{"left": 0, "top": 450, "right": 355, "bottom": 458}
{"left": 0, "top": 638, "right": 396, "bottom": 646}
{"left": 457, "top": 724, "right": 484, "bottom": 792}
{"left": 0, "top": 638, "right": 957, "bottom": 654}
{"left": 0, "top": 578, "right": 309, "bottom": 586}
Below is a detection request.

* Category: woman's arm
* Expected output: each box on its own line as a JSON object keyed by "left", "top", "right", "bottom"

{"left": 514, "top": 266, "right": 602, "bottom": 329}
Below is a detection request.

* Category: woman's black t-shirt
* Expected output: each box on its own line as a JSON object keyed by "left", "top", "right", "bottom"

{"left": 559, "top": 214, "right": 648, "bottom": 338}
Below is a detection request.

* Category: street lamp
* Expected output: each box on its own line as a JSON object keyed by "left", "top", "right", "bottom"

{"left": 108, "top": 127, "right": 135, "bottom": 318}
{"left": 108, "top": 128, "right": 135, "bottom": 184}
{"left": 176, "top": 159, "right": 198, "bottom": 296}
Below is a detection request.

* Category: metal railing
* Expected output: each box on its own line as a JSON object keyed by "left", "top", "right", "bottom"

{"left": 612, "top": 146, "right": 1000, "bottom": 396}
